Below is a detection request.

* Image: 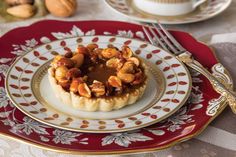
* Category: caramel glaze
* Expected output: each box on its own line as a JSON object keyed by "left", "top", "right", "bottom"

{"left": 68, "top": 55, "right": 147, "bottom": 99}
{"left": 86, "top": 63, "right": 116, "bottom": 84}
{"left": 56, "top": 52, "right": 147, "bottom": 99}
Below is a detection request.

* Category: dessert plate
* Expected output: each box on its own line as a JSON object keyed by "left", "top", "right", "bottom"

{"left": 0, "top": 20, "right": 232, "bottom": 155}
{"left": 105, "top": 0, "right": 232, "bottom": 24}
{"left": 5, "top": 36, "right": 191, "bottom": 133}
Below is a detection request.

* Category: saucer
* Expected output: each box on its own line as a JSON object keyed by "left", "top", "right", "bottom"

{"left": 105, "top": 0, "right": 232, "bottom": 24}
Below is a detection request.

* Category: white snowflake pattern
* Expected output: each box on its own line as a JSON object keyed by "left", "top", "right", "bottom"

{"left": 0, "top": 58, "right": 12, "bottom": 64}
{"left": 51, "top": 25, "right": 95, "bottom": 39}
{"left": 135, "top": 31, "right": 145, "bottom": 40}
{"left": 190, "top": 92, "right": 204, "bottom": 104}
{"left": 147, "top": 129, "right": 165, "bottom": 136}
{"left": 52, "top": 129, "right": 82, "bottom": 145}
{"left": 11, "top": 38, "right": 38, "bottom": 56}
{"left": 39, "top": 136, "right": 50, "bottom": 142}
{"left": 117, "top": 30, "right": 134, "bottom": 38}
{"left": 166, "top": 107, "right": 194, "bottom": 132}
{"left": 102, "top": 132, "right": 152, "bottom": 147}
{"left": 25, "top": 39, "right": 38, "bottom": 47}
{"left": 1, "top": 119, "right": 15, "bottom": 126}
{"left": 189, "top": 68, "right": 202, "bottom": 83}
{"left": 0, "top": 64, "right": 9, "bottom": 77}
{"left": 0, "top": 87, "right": 10, "bottom": 108}
{"left": 10, "top": 117, "right": 49, "bottom": 135}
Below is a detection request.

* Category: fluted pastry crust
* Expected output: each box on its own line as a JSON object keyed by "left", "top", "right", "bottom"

{"left": 48, "top": 67, "right": 147, "bottom": 112}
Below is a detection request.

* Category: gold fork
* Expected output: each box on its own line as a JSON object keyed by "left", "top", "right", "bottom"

{"left": 142, "top": 22, "right": 236, "bottom": 114}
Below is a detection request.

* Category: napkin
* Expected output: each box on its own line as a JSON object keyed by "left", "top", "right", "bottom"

{"left": 192, "top": 33, "right": 236, "bottom": 153}
{"left": 210, "top": 33, "right": 236, "bottom": 86}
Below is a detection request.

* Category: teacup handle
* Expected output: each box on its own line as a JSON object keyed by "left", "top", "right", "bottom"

{"left": 192, "top": 0, "right": 207, "bottom": 9}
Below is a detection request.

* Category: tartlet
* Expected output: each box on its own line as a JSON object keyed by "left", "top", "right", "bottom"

{"left": 48, "top": 44, "right": 148, "bottom": 112}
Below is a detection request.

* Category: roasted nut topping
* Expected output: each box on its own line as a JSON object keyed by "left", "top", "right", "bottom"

{"left": 64, "top": 52, "right": 73, "bottom": 58}
{"left": 105, "top": 82, "right": 114, "bottom": 96}
{"left": 55, "top": 66, "right": 69, "bottom": 81}
{"left": 58, "top": 78, "right": 70, "bottom": 89}
{"left": 71, "top": 53, "right": 84, "bottom": 68}
{"left": 101, "top": 48, "right": 120, "bottom": 59}
{"left": 70, "top": 78, "right": 84, "bottom": 93}
{"left": 77, "top": 46, "right": 89, "bottom": 54}
{"left": 117, "top": 71, "right": 135, "bottom": 83}
{"left": 132, "top": 70, "right": 144, "bottom": 85}
{"left": 108, "top": 76, "right": 122, "bottom": 88}
{"left": 90, "top": 80, "right": 105, "bottom": 97}
{"left": 50, "top": 44, "right": 146, "bottom": 98}
{"left": 51, "top": 55, "right": 63, "bottom": 68}
{"left": 128, "top": 57, "right": 140, "bottom": 66}
{"left": 82, "top": 75, "right": 88, "bottom": 82}
{"left": 57, "top": 57, "right": 74, "bottom": 68}
{"left": 78, "top": 83, "right": 91, "bottom": 98}
{"left": 87, "top": 44, "right": 98, "bottom": 52}
{"left": 90, "top": 53, "right": 98, "bottom": 63}
{"left": 119, "top": 62, "right": 135, "bottom": 74}
{"left": 106, "top": 58, "right": 123, "bottom": 69}
{"left": 66, "top": 68, "right": 81, "bottom": 79}
{"left": 122, "top": 46, "right": 133, "bottom": 59}
{"left": 115, "top": 87, "right": 123, "bottom": 95}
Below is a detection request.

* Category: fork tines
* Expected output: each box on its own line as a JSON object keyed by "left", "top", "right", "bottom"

{"left": 142, "top": 22, "right": 187, "bottom": 55}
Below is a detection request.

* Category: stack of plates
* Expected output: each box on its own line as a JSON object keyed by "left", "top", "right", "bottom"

{"left": 0, "top": 20, "right": 232, "bottom": 155}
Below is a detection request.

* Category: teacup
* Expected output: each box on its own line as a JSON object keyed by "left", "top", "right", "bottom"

{"left": 133, "top": 0, "right": 207, "bottom": 16}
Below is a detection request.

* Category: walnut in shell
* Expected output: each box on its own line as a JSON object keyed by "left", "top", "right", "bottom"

{"left": 45, "top": 0, "right": 77, "bottom": 17}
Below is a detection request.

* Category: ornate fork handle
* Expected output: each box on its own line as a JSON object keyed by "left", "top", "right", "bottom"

{"left": 177, "top": 52, "right": 236, "bottom": 113}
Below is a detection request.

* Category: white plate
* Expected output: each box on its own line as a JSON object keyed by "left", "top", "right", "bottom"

{"left": 6, "top": 36, "right": 191, "bottom": 133}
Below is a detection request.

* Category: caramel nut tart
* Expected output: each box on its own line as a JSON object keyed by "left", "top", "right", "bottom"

{"left": 48, "top": 44, "right": 148, "bottom": 112}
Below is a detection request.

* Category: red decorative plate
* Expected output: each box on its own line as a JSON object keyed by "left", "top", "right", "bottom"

{"left": 0, "top": 20, "right": 232, "bottom": 155}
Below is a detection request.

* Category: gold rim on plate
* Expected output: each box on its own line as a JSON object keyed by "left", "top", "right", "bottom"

{"left": 5, "top": 35, "right": 192, "bottom": 133}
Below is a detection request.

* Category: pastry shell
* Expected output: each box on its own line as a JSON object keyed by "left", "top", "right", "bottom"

{"left": 48, "top": 67, "right": 147, "bottom": 112}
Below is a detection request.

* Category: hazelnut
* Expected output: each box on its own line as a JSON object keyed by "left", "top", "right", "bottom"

{"left": 90, "top": 80, "right": 105, "bottom": 97}
{"left": 71, "top": 53, "right": 84, "bottom": 68}
{"left": 45, "top": 0, "right": 77, "bottom": 17}
{"left": 51, "top": 55, "right": 63, "bottom": 68}
{"left": 117, "top": 71, "right": 135, "bottom": 83}
{"left": 128, "top": 57, "right": 140, "bottom": 67}
{"left": 77, "top": 46, "right": 89, "bottom": 55}
{"left": 58, "top": 78, "right": 70, "bottom": 89}
{"left": 108, "top": 76, "right": 122, "bottom": 88}
{"left": 66, "top": 68, "right": 81, "bottom": 79}
{"left": 122, "top": 46, "right": 133, "bottom": 59}
{"left": 106, "top": 58, "right": 123, "bottom": 69}
{"left": 70, "top": 78, "right": 83, "bottom": 93}
{"left": 101, "top": 48, "right": 120, "bottom": 59}
{"left": 78, "top": 83, "right": 91, "bottom": 98}
{"left": 57, "top": 57, "right": 74, "bottom": 68}
{"left": 119, "top": 62, "right": 135, "bottom": 74}
{"left": 55, "top": 66, "right": 68, "bottom": 81}
{"left": 86, "top": 44, "right": 98, "bottom": 52}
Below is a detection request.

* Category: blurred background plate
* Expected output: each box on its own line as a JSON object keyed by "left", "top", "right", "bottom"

{"left": 105, "top": 0, "right": 232, "bottom": 24}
